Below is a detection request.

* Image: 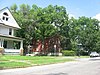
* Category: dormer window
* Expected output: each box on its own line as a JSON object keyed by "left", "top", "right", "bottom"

{"left": 2, "top": 16, "right": 5, "bottom": 20}
{"left": 6, "top": 17, "right": 8, "bottom": 21}
{"left": 3, "top": 12, "right": 8, "bottom": 16}
{"left": 2, "top": 12, "right": 9, "bottom": 21}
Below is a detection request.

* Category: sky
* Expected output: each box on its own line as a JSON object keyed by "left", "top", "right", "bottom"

{"left": 0, "top": 0, "right": 100, "bottom": 20}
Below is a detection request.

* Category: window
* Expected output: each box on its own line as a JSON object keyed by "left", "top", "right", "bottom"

{"left": 3, "top": 41, "right": 7, "bottom": 48}
{"left": 9, "top": 28, "right": 12, "bottom": 35}
{"left": 14, "top": 41, "right": 20, "bottom": 49}
{"left": 2, "top": 12, "right": 9, "bottom": 21}
{"left": 6, "top": 17, "right": 8, "bottom": 21}
{"left": 2, "top": 16, "right": 5, "bottom": 20}
{"left": 3, "top": 12, "right": 8, "bottom": 16}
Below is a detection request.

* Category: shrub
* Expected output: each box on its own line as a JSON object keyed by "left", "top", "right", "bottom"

{"left": 80, "top": 50, "right": 88, "bottom": 56}
{"left": 62, "top": 50, "right": 76, "bottom": 56}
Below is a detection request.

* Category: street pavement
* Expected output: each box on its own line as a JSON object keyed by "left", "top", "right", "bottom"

{"left": 0, "top": 57, "right": 100, "bottom": 75}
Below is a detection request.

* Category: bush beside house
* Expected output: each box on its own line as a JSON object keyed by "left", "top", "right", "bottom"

{"left": 0, "top": 48, "right": 4, "bottom": 55}
{"left": 62, "top": 50, "right": 76, "bottom": 56}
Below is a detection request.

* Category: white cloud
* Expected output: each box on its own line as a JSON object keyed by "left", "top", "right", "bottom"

{"left": 92, "top": 13, "right": 100, "bottom": 21}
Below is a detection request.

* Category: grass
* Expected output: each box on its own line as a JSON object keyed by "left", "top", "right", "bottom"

{"left": 0, "top": 61, "right": 31, "bottom": 69}
{"left": 79, "top": 56, "right": 89, "bottom": 58}
{"left": 0, "top": 55, "right": 74, "bottom": 69}
{"left": 74, "top": 56, "right": 89, "bottom": 58}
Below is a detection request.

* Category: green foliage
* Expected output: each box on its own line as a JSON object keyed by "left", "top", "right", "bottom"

{"left": 80, "top": 50, "right": 88, "bottom": 56}
{"left": 10, "top": 4, "right": 17, "bottom": 12}
{"left": 10, "top": 4, "right": 100, "bottom": 53}
{"left": 10, "top": 4, "right": 69, "bottom": 49}
{"left": 69, "top": 17, "right": 100, "bottom": 53}
{"left": 62, "top": 50, "right": 76, "bottom": 56}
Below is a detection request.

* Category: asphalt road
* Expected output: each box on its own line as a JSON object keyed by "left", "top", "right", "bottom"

{"left": 0, "top": 57, "right": 100, "bottom": 75}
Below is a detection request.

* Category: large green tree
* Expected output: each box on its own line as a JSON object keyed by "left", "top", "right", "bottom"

{"left": 69, "top": 16, "right": 100, "bottom": 53}
{"left": 10, "top": 4, "right": 100, "bottom": 54}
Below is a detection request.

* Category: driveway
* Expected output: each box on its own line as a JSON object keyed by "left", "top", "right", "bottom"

{"left": 0, "top": 57, "right": 100, "bottom": 75}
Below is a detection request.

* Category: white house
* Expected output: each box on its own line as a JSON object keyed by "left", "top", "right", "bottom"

{"left": 0, "top": 7, "right": 23, "bottom": 55}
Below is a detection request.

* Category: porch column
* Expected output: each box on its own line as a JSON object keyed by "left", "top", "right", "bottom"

{"left": 0, "top": 39, "right": 1, "bottom": 47}
{"left": 1, "top": 39, "right": 4, "bottom": 48}
{"left": 0, "top": 39, "right": 4, "bottom": 55}
{"left": 20, "top": 40, "right": 23, "bottom": 49}
{"left": 20, "top": 40, "right": 23, "bottom": 55}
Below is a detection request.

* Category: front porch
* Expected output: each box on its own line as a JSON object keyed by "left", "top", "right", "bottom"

{"left": 4, "top": 49, "right": 20, "bottom": 55}
{"left": 0, "top": 34, "right": 23, "bottom": 55}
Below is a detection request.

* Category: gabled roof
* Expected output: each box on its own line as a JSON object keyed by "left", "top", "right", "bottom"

{"left": 0, "top": 7, "right": 20, "bottom": 29}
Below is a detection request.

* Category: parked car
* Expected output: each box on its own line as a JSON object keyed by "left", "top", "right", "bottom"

{"left": 90, "top": 52, "right": 99, "bottom": 57}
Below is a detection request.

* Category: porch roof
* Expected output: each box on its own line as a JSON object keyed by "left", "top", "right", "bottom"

{"left": 0, "top": 34, "right": 24, "bottom": 41}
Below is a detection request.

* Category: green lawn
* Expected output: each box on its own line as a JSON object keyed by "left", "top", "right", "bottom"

{"left": 0, "top": 55, "right": 74, "bottom": 69}
{"left": 79, "top": 56, "right": 89, "bottom": 58}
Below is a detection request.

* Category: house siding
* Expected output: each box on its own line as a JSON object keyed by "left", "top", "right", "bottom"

{"left": 0, "top": 25, "right": 14, "bottom": 36}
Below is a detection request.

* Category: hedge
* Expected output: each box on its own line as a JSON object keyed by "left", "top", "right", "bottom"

{"left": 62, "top": 50, "right": 76, "bottom": 56}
